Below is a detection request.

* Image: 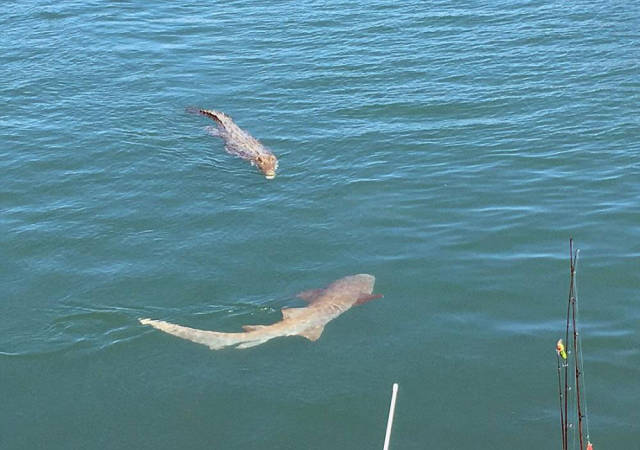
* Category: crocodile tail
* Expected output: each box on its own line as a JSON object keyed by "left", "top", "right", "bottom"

{"left": 185, "top": 106, "right": 223, "bottom": 124}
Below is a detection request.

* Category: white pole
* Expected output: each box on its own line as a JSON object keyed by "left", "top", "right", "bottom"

{"left": 383, "top": 383, "right": 399, "bottom": 450}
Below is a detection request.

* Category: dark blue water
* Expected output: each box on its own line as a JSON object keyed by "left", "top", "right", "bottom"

{"left": 2, "top": 1, "right": 638, "bottom": 448}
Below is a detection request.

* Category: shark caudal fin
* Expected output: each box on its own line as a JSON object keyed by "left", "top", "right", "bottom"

{"left": 139, "top": 318, "right": 232, "bottom": 350}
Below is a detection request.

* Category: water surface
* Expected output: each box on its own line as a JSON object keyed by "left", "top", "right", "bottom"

{"left": 1, "top": 1, "right": 639, "bottom": 448}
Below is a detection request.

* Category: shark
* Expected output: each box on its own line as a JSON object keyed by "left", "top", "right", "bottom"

{"left": 139, "top": 274, "right": 381, "bottom": 350}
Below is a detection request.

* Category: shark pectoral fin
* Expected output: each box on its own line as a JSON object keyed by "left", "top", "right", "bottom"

{"left": 242, "top": 325, "right": 268, "bottom": 332}
{"left": 355, "top": 293, "right": 383, "bottom": 305}
{"left": 299, "top": 325, "right": 325, "bottom": 341}
{"left": 296, "top": 288, "right": 325, "bottom": 303}
{"left": 281, "top": 307, "right": 306, "bottom": 320}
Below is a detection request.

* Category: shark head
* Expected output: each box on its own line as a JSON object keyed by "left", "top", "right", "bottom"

{"left": 345, "top": 274, "right": 376, "bottom": 294}
{"left": 296, "top": 274, "right": 379, "bottom": 306}
{"left": 322, "top": 274, "right": 380, "bottom": 306}
{"left": 346, "top": 274, "right": 383, "bottom": 305}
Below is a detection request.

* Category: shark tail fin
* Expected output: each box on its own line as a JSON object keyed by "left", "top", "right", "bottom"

{"left": 139, "top": 318, "right": 231, "bottom": 350}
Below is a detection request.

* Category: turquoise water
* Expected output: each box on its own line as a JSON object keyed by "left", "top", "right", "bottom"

{"left": 2, "top": 1, "right": 638, "bottom": 448}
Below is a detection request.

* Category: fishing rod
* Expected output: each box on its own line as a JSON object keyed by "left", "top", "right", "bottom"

{"left": 555, "top": 239, "right": 593, "bottom": 450}
{"left": 556, "top": 338, "right": 567, "bottom": 449}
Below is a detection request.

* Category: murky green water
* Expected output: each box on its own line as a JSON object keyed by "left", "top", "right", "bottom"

{"left": 2, "top": 1, "right": 638, "bottom": 448}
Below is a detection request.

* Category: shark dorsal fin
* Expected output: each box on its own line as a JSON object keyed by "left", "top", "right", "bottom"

{"left": 296, "top": 288, "right": 325, "bottom": 303}
{"left": 298, "top": 325, "right": 325, "bottom": 341}
{"left": 281, "top": 307, "right": 306, "bottom": 320}
{"left": 242, "top": 325, "right": 268, "bottom": 332}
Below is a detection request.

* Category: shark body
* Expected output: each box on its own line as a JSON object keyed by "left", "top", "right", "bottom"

{"left": 139, "top": 274, "right": 380, "bottom": 350}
